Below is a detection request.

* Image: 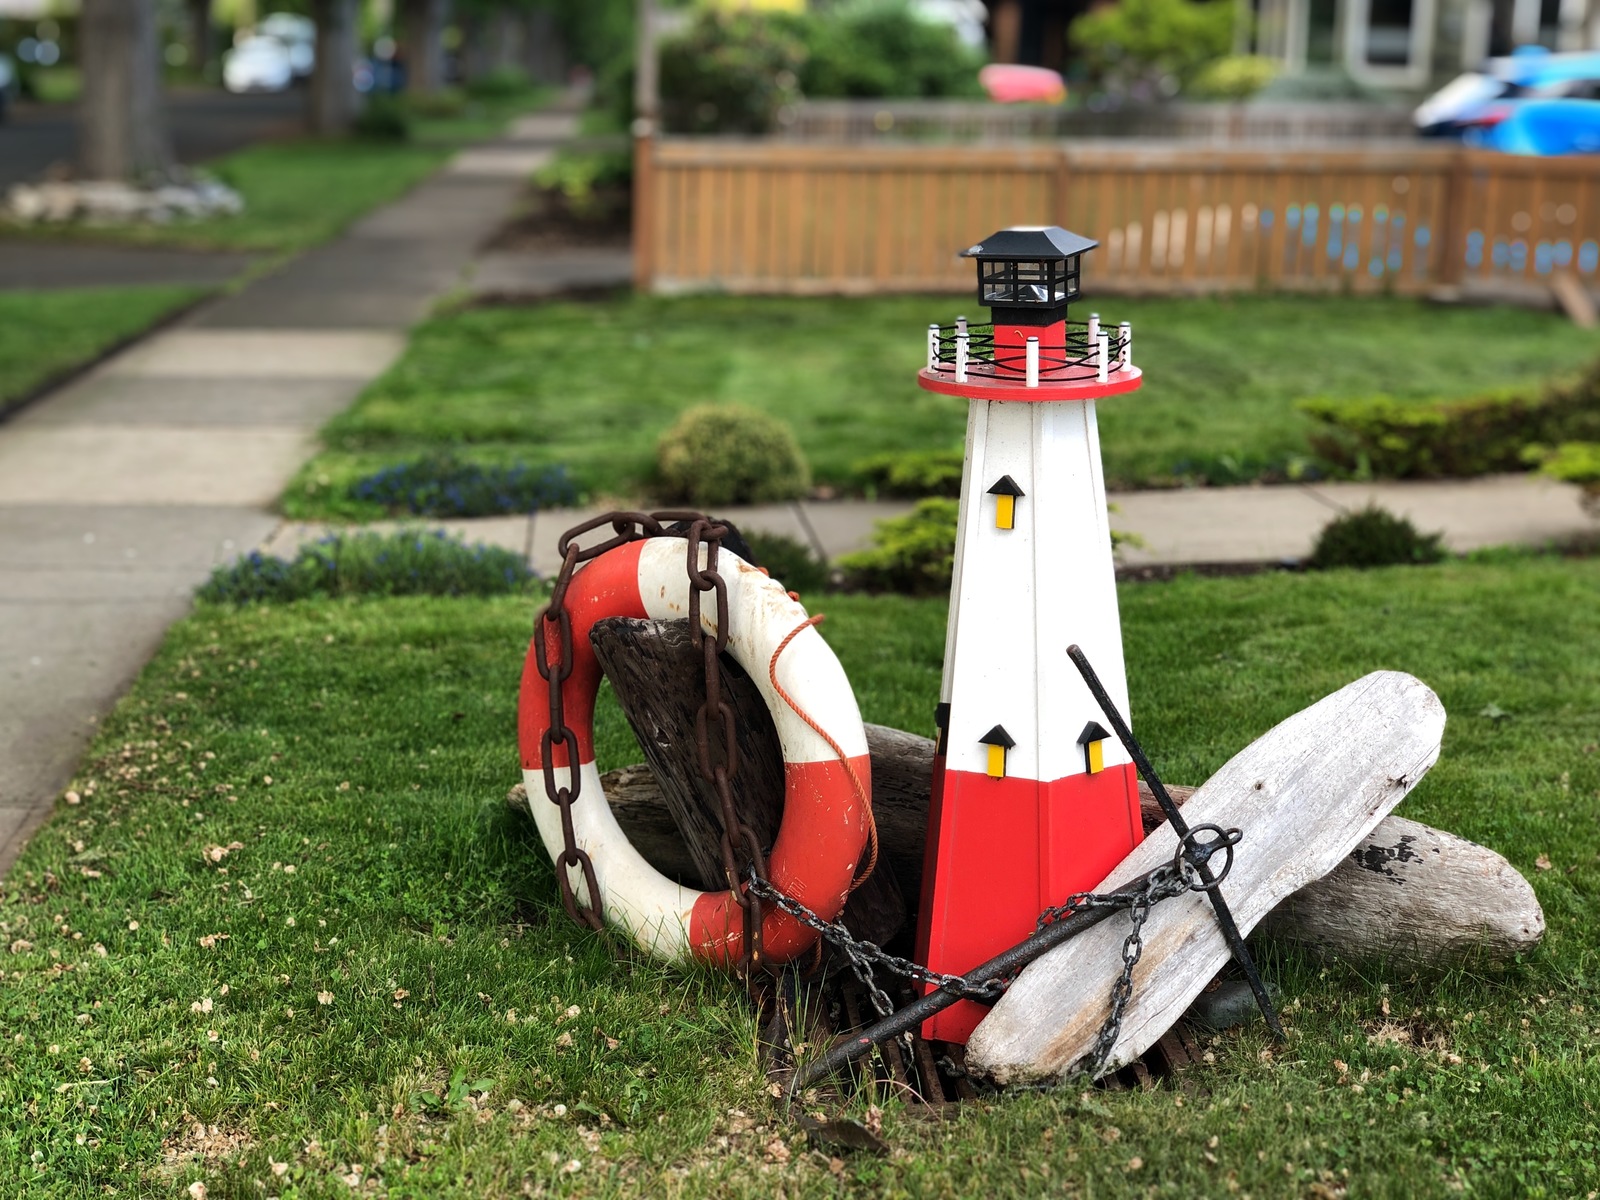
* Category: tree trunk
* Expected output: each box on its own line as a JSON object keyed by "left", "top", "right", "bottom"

{"left": 188, "top": 0, "right": 214, "bottom": 77}
{"left": 521, "top": 6, "right": 567, "bottom": 86}
{"left": 309, "top": 0, "right": 360, "bottom": 137}
{"left": 400, "top": 0, "right": 449, "bottom": 95}
{"left": 78, "top": 0, "right": 174, "bottom": 182}
{"left": 459, "top": 9, "right": 493, "bottom": 83}
{"left": 491, "top": 6, "right": 524, "bottom": 74}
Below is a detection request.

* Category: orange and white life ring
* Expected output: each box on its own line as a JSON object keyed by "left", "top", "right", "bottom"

{"left": 517, "top": 537, "right": 872, "bottom": 967}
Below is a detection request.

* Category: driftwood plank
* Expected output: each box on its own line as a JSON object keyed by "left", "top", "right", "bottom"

{"left": 515, "top": 718, "right": 1540, "bottom": 967}
{"left": 1259, "top": 814, "right": 1544, "bottom": 964}
{"left": 965, "top": 670, "right": 1446, "bottom": 1084}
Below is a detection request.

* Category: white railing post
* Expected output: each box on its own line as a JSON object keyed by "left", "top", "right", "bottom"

{"left": 1119, "top": 321, "right": 1132, "bottom": 369}
{"left": 1097, "top": 334, "right": 1109, "bottom": 383}
{"left": 1086, "top": 312, "right": 1101, "bottom": 350}
{"left": 1025, "top": 336, "right": 1040, "bottom": 388}
{"left": 956, "top": 314, "right": 968, "bottom": 337}
{"left": 955, "top": 328, "right": 969, "bottom": 383}
{"left": 927, "top": 324, "right": 940, "bottom": 371}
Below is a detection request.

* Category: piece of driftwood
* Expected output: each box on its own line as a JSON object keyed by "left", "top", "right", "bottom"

{"left": 965, "top": 670, "right": 1447, "bottom": 1084}
{"left": 517, "top": 715, "right": 1541, "bottom": 968}
{"left": 587, "top": 617, "right": 905, "bottom": 948}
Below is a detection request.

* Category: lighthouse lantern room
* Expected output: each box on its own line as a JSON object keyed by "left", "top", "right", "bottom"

{"left": 913, "top": 226, "right": 1145, "bottom": 1045}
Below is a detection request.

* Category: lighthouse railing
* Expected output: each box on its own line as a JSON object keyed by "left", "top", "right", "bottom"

{"left": 929, "top": 319, "right": 1132, "bottom": 383}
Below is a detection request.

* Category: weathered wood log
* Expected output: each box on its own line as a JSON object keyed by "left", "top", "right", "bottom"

{"left": 513, "top": 717, "right": 1542, "bottom": 969}
{"left": 587, "top": 617, "right": 905, "bottom": 948}
{"left": 966, "top": 671, "right": 1447, "bottom": 1084}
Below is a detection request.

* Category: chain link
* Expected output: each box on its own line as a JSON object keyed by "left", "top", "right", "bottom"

{"left": 538, "top": 511, "right": 770, "bottom": 978}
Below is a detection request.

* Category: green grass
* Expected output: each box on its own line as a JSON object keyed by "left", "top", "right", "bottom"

{"left": 282, "top": 293, "right": 1600, "bottom": 518}
{"left": 0, "top": 285, "right": 208, "bottom": 417}
{"left": 4, "top": 555, "right": 1599, "bottom": 1196}
{"left": 2, "top": 90, "right": 551, "bottom": 257}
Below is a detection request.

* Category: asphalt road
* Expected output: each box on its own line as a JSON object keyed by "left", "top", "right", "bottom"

{"left": 0, "top": 87, "right": 306, "bottom": 187}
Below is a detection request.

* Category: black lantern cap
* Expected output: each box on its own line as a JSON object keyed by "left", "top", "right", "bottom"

{"left": 962, "top": 226, "right": 1099, "bottom": 262}
{"left": 962, "top": 226, "right": 1096, "bottom": 325}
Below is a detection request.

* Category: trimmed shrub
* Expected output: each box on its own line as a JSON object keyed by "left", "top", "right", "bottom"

{"left": 1307, "top": 505, "right": 1446, "bottom": 570}
{"left": 350, "top": 454, "right": 577, "bottom": 518}
{"left": 1300, "top": 367, "right": 1600, "bottom": 479}
{"left": 1071, "top": 0, "right": 1234, "bottom": 96}
{"left": 791, "top": 2, "right": 986, "bottom": 100}
{"left": 838, "top": 498, "right": 959, "bottom": 595}
{"left": 743, "top": 530, "right": 830, "bottom": 594}
{"left": 533, "top": 148, "right": 633, "bottom": 220}
{"left": 199, "top": 530, "right": 535, "bottom": 604}
{"left": 659, "top": 10, "right": 806, "bottom": 135}
{"left": 465, "top": 67, "right": 533, "bottom": 100}
{"left": 406, "top": 88, "right": 467, "bottom": 118}
{"left": 850, "top": 448, "right": 965, "bottom": 498}
{"left": 1189, "top": 55, "right": 1280, "bottom": 100}
{"left": 355, "top": 94, "right": 412, "bottom": 141}
{"left": 1538, "top": 441, "right": 1600, "bottom": 517}
{"left": 656, "top": 405, "right": 811, "bottom": 507}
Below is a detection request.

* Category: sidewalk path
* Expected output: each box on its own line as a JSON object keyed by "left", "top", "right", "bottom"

{"left": 0, "top": 105, "right": 588, "bottom": 872}
{"left": 259, "top": 473, "right": 1594, "bottom": 579}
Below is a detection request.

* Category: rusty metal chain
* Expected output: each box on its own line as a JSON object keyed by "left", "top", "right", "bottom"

{"left": 538, "top": 511, "right": 770, "bottom": 977}
{"left": 683, "top": 517, "right": 769, "bottom": 980}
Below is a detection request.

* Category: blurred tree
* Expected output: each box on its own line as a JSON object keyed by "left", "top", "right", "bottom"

{"left": 187, "top": 0, "right": 214, "bottom": 75}
{"left": 399, "top": 0, "right": 448, "bottom": 93}
{"left": 79, "top": 0, "right": 176, "bottom": 180}
{"left": 308, "top": 0, "right": 359, "bottom": 133}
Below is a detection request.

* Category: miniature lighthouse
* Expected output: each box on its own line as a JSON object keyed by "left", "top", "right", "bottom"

{"left": 914, "top": 227, "right": 1145, "bottom": 1044}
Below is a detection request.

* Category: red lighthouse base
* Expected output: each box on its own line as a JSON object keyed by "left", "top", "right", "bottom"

{"left": 915, "top": 762, "right": 1143, "bottom": 1044}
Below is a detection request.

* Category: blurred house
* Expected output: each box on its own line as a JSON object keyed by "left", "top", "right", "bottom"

{"left": 988, "top": 0, "right": 1600, "bottom": 89}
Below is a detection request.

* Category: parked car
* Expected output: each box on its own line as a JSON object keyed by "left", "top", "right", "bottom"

{"left": 223, "top": 37, "right": 294, "bottom": 94}
{"left": 257, "top": 12, "right": 315, "bottom": 79}
{"left": 1415, "top": 48, "right": 1600, "bottom": 137}
{"left": 1477, "top": 98, "right": 1600, "bottom": 154}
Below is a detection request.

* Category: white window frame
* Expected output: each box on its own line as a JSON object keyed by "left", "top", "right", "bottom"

{"left": 1343, "top": 0, "right": 1438, "bottom": 88}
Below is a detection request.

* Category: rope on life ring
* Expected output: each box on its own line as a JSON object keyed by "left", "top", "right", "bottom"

{"left": 517, "top": 537, "right": 873, "bottom": 967}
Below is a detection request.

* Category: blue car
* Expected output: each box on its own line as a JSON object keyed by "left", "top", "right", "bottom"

{"left": 1414, "top": 48, "right": 1600, "bottom": 142}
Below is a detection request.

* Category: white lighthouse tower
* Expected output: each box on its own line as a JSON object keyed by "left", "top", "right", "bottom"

{"left": 913, "top": 227, "right": 1145, "bottom": 1045}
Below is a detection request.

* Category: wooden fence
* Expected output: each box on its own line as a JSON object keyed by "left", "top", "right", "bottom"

{"left": 633, "top": 140, "right": 1600, "bottom": 299}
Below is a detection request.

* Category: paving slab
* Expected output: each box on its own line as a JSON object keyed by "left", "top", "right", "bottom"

{"left": 0, "top": 240, "right": 258, "bottom": 290}
{"left": 15, "top": 377, "right": 363, "bottom": 429}
{"left": 0, "top": 426, "right": 313, "bottom": 506}
{"left": 0, "top": 505, "right": 277, "bottom": 571}
{"left": 448, "top": 146, "right": 557, "bottom": 178}
{"left": 1111, "top": 486, "right": 1335, "bottom": 566}
{"left": 106, "top": 330, "right": 405, "bottom": 379}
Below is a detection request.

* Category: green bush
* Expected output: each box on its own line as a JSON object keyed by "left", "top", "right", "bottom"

{"left": 659, "top": 10, "right": 806, "bottom": 135}
{"left": 354, "top": 94, "right": 412, "bottom": 141}
{"left": 406, "top": 87, "right": 468, "bottom": 118}
{"left": 533, "top": 147, "right": 633, "bottom": 220}
{"left": 465, "top": 66, "right": 534, "bottom": 100}
{"left": 1300, "top": 366, "right": 1600, "bottom": 479}
{"left": 1538, "top": 441, "right": 1600, "bottom": 517}
{"left": 1189, "top": 55, "right": 1280, "bottom": 100}
{"left": 743, "top": 530, "right": 830, "bottom": 594}
{"left": 656, "top": 404, "right": 811, "bottom": 507}
{"left": 1307, "top": 505, "right": 1446, "bottom": 570}
{"left": 1070, "top": 0, "right": 1234, "bottom": 96}
{"left": 838, "top": 498, "right": 959, "bottom": 595}
{"left": 198, "top": 530, "right": 535, "bottom": 604}
{"left": 790, "top": 1, "right": 985, "bottom": 100}
{"left": 849, "top": 448, "right": 965, "bottom": 498}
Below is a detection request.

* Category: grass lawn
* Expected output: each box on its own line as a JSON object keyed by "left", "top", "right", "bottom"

{"left": 3, "top": 555, "right": 1597, "bottom": 1196}
{"left": 282, "top": 292, "right": 1600, "bottom": 518}
{"left": 0, "top": 285, "right": 208, "bottom": 418}
{"left": 2, "top": 91, "right": 551, "bottom": 258}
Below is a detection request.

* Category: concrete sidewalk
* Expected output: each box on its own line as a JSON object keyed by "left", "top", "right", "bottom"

{"left": 0, "top": 106, "right": 588, "bottom": 871}
{"left": 258, "top": 473, "right": 1595, "bottom": 580}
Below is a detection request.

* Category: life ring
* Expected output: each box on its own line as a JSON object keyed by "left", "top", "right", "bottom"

{"left": 517, "top": 536, "right": 872, "bottom": 967}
